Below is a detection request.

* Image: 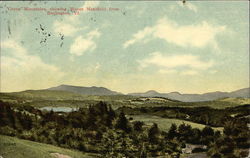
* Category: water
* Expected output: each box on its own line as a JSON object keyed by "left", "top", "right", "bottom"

{"left": 40, "top": 106, "right": 78, "bottom": 112}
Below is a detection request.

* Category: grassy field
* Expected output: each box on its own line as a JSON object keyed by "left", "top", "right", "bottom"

{"left": 217, "top": 97, "right": 250, "bottom": 105}
{"left": 0, "top": 135, "right": 98, "bottom": 158}
{"left": 27, "top": 97, "right": 249, "bottom": 110}
{"left": 129, "top": 115, "right": 223, "bottom": 132}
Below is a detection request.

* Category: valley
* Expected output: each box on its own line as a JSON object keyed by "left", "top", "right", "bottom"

{"left": 0, "top": 86, "right": 249, "bottom": 158}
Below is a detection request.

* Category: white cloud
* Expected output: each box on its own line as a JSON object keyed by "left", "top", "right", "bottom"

{"left": 70, "top": 36, "right": 96, "bottom": 56}
{"left": 181, "top": 70, "right": 198, "bottom": 76}
{"left": 84, "top": 63, "right": 101, "bottom": 73}
{"left": 124, "top": 17, "right": 226, "bottom": 49}
{"left": 53, "top": 20, "right": 86, "bottom": 36}
{"left": 70, "top": 29, "right": 101, "bottom": 56}
{"left": 52, "top": 1, "right": 101, "bottom": 55}
{"left": 2, "top": 40, "right": 64, "bottom": 92}
{"left": 139, "top": 52, "right": 214, "bottom": 70}
{"left": 52, "top": 1, "right": 100, "bottom": 37}
{"left": 177, "top": 1, "right": 198, "bottom": 13}
{"left": 138, "top": 52, "right": 214, "bottom": 76}
{"left": 158, "top": 69, "right": 177, "bottom": 74}
{"left": 87, "top": 29, "right": 101, "bottom": 39}
{"left": 209, "top": 70, "right": 218, "bottom": 74}
{"left": 123, "top": 27, "right": 154, "bottom": 48}
{"left": 82, "top": 1, "right": 100, "bottom": 8}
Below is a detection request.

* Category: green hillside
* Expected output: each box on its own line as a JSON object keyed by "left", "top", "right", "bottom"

{"left": 0, "top": 90, "right": 135, "bottom": 102}
{"left": 216, "top": 97, "right": 250, "bottom": 105}
{"left": 129, "top": 115, "right": 223, "bottom": 132}
{"left": 0, "top": 90, "right": 87, "bottom": 100}
{"left": 0, "top": 90, "right": 136, "bottom": 109}
{"left": 0, "top": 135, "right": 97, "bottom": 158}
{"left": 1, "top": 90, "right": 249, "bottom": 110}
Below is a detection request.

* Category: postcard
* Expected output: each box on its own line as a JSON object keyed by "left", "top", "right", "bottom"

{"left": 0, "top": 1, "right": 249, "bottom": 158}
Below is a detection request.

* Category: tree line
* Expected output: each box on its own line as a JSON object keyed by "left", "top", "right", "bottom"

{"left": 0, "top": 101, "right": 249, "bottom": 157}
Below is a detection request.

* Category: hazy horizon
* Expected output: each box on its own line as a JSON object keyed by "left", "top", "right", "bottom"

{"left": 2, "top": 84, "right": 249, "bottom": 95}
{"left": 1, "top": 1, "right": 249, "bottom": 94}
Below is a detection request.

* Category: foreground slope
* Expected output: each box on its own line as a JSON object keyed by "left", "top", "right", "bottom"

{"left": 0, "top": 135, "right": 97, "bottom": 158}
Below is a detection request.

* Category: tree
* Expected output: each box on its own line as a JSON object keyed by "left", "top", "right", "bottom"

{"left": 201, "top": 126, "right": 214, "bottom": 145}
{"left": 190, "top": 128, "right": 202, "bottom": 144}
{"left": 202, "top": 126, "right": 214, "bottom": 136}
{"left": 86, "top": 105, "right": 98, "bottom": 130}
{"left": 168, "top": 123, "right": 178, "bottom": 139}
{"left": 115, "top": 112, "right": 130, "bottom": 133}
{"left": 134, "top": 121, "right": 144, "bottom": 132}
{"left": 106, "top": 105, "right": 116, "bottom": 128}
{"left": 178, "top": 123, "right": 192, "bottom": 142}
{"left": 148, "top": 123, "right": 160, "bottom": 144}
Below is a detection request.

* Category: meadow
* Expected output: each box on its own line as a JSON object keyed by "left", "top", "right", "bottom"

{"left": 0, "top": 135, "right": 97, "bottom": 158}
{"left": 129, "top": 115, "right": 223, "bottom": 132}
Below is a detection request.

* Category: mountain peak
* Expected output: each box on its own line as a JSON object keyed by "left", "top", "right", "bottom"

{"left": 58, "top": 84, "right": 76, "bottom": 88}
{"left": 169, "top": 91, "right": 181, "bottom": 95}
{"left": 47, "top": 85, "right": 122, "bottom": 96}
{"left": 145, "top": 90, "right": 158, "bottom": 94}
{"left": 128, "top": 87, "right": 249, "bottom": 102}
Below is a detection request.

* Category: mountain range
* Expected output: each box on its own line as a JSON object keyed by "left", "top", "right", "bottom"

{"left": 47, "top": 84, "right": 121, "bottom": 96}
{"left": 47, "top": 85, "right": 249, "bottom": 102}
{"left": 128, "top": 88, "right": 250, "bottom": 102}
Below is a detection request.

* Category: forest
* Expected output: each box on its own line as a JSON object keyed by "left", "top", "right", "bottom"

{"left": 0, "top": 100, "right": 249, "bottom": 158}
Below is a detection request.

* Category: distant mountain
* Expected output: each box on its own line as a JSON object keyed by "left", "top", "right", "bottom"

{"left": 128, "top": 88, "right": 250, "bottom": 102}
{"left": 229, "top": 88, "right": 250, "bottom": 98}
{"left": 47, "top": 84, "right": 122, "bottom": 96}
{"left": 142, "top": 90, "right": 160, "bottom": 96}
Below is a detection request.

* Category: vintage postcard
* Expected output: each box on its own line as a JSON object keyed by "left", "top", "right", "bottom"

{"left": 0, "top": 1, "right": 249, "bottom": 158}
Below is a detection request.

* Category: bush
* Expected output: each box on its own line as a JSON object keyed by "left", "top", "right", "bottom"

{"left": 0, "top": 126, "right": 16, "bottom": 136}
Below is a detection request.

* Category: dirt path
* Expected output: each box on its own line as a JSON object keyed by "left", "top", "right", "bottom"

{"left": 50, "top": 153, "right": 72, "bottom": 158}
{"left": 185, "top": 153, "right": 207, "bottom": 158}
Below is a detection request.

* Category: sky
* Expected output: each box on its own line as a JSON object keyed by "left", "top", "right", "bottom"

{"left": 0, "top": 1, "right": 249, "bottom": 94}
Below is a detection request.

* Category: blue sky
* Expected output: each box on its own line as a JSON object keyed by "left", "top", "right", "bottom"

{"left": 1, "top": 1, "right": 249, "bottom": 93}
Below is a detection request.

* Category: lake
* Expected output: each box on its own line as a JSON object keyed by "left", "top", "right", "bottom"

{"left": 40, "top": 106, "right": 78, "bottom": 112}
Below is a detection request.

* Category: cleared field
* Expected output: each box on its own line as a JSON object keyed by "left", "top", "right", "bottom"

{"left": 0, "top": 135, "right": 97, "bottom": 158}
{"left": 217, "top": 97, "right": 250, "bottom": 105}
{"left": 129, "top": 115, "right": 223, "bottom": 132}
